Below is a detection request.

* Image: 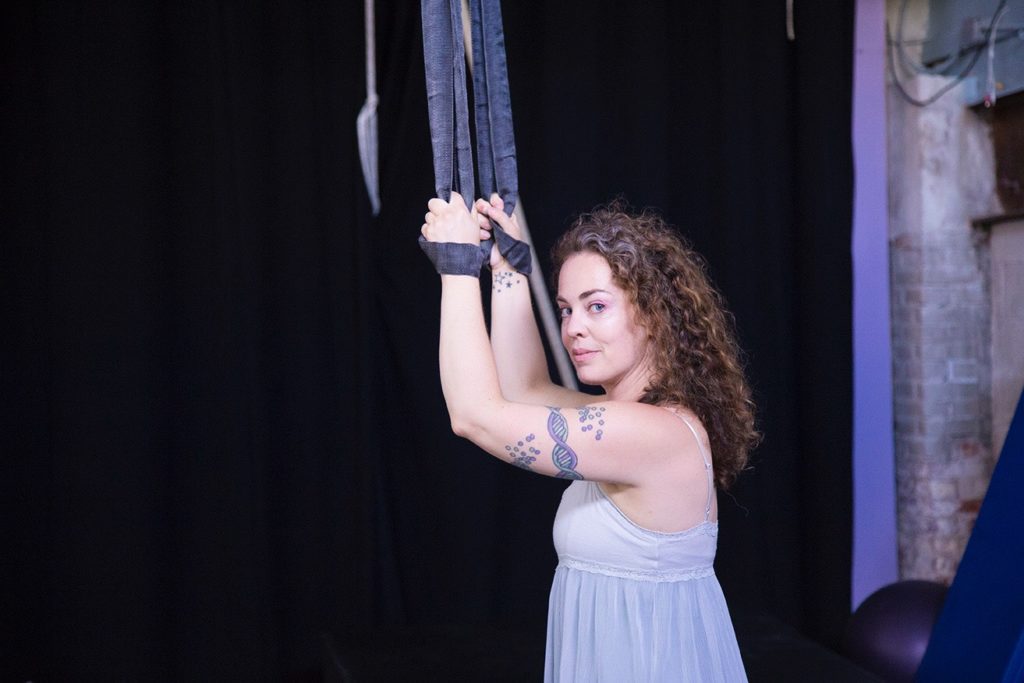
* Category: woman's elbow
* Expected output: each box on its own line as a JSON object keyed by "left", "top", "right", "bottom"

{"left": 447, "top": 406, "right": 477, "bottom": 439}
{"left": 449, "top": 414, "right": 470, "bottom": 438}
{"left": 447, "top": 404, "right": 487, "bottom": 441}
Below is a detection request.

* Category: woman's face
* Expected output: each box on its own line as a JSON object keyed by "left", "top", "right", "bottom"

{"left": 556, "top": 251, "right": 653, "bottom": 401}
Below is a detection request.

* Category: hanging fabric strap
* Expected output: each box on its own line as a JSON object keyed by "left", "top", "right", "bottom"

{"left": 419, "top": 0, "right": 531, "bottom": 276}
{"left": 419, "top": 0, "right": 575, "bottom": 388}
{"left": 421, "top": 0, "right": 475, "bottom": 207}
{"left": 468, "top": 0, "right": 529, "bottom": 274}
{"left": 419, "top": 0, "right": 482, "bottom": 275}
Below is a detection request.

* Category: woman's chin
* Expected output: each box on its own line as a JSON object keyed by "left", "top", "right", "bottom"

{"left": 575, "top": 369, "right": 606, "bottom": 387}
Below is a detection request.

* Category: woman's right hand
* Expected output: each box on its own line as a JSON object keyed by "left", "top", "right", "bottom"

{"left": 475, "top": 194, "right": 523, "bottom": 270}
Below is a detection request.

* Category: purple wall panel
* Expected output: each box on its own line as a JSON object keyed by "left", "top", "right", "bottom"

{"left": 851, "top": 0, "right": 899, "bottom": 608}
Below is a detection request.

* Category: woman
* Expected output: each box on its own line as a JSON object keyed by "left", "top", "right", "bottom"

{"left": 420, "top": 192, "right": 756, "bottom": 682}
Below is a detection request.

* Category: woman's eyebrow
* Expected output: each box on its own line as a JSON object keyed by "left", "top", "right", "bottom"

{"left": 556, "top": 288, "right": 612, "bottom": 304}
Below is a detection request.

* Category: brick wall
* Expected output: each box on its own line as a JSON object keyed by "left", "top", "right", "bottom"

{"left": 887, "top": 73, "right": 1002, "bottom": 582}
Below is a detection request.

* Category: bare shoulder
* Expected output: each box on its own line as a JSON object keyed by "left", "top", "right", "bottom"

{"left": 564, "top": 400, "right": 704, "bottom": 470}
{"left": 561, "top": 399, "right": 681, "bottom": 434}
{"left": 588, "top": 402, "right": 715, "bottom": 489}
{"left": 660, "top": 406, "right": 713, "bottom": 458}
{"left": 589, "top": 401, "right": 705, "bottom": 441}
{"left": 602, "top": 404, "right": 718, "bottom": 530}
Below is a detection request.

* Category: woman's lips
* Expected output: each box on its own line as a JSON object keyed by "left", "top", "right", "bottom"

{"left": 572, "top": 349, "right": 597, "bottom": 362}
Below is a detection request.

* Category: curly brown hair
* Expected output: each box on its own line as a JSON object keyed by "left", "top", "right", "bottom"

{"left": 551, "top": 203, "right": 758, "bottom": 490}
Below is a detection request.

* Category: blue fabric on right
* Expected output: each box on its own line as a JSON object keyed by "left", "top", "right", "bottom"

{"left": 916, "top": 389, "right": 1024, "bottom": 682}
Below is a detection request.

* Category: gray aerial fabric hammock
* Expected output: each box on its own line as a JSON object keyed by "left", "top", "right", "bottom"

{"left": 357, "top": 0, "right": 380, "bottom": 215}
{"left": 420, "top": 0, "right": 577, "bottom": 389}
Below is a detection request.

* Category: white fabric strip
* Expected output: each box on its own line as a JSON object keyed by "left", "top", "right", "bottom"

{"left": 357, "top": 0, "right": 381, "bottom": 215}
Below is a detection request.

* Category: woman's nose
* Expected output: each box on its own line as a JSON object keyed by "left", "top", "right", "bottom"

{"left": 564, "top": 311, "right": 585, "bottom": 337}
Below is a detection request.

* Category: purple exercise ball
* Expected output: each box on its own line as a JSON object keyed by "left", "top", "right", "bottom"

{"left": 841, "top": 580, "right": 948, "bottom": 683}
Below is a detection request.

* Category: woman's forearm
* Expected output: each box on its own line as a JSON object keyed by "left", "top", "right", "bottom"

{"left": 489, "top": 265, "right": 552, "bottom": 401}
{"left": 438, "top": 274, "right": 503, "bottom": 435}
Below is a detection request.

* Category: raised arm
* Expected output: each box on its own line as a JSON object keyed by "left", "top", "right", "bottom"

{"left": 477, "top": 196, "right": 592, "bottom": 407}
{"left": 422, "top": 194, "right": 677, "bottom": 485}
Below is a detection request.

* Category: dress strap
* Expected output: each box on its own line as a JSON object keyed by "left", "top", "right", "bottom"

{"left": 665, "top": 410, "right": 715, "bottom": 522}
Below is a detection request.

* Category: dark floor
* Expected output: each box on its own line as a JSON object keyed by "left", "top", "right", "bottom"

{"left": 325, "top": 613, "right": 881, "bottom": 682}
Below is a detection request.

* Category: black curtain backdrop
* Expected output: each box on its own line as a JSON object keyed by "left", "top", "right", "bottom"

{"left": 2, "top": 1, "right": 853, "bottom": 679}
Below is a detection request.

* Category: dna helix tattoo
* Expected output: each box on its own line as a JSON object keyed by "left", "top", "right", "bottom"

{"left": 547, "top": 407, "right": 584, "bottom": 480}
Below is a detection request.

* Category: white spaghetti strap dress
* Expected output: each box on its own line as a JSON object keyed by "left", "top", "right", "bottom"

{"left": 544, "top": 414, "right": 748, "bottom": 682}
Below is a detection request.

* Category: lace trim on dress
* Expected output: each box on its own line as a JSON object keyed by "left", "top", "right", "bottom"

{"left": 558, "top": 556, "right": 717, "bottom": 583}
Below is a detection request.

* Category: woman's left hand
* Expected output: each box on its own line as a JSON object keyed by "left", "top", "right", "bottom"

{"left": 421, "top": 191, "right": 488, "bottom": 245}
